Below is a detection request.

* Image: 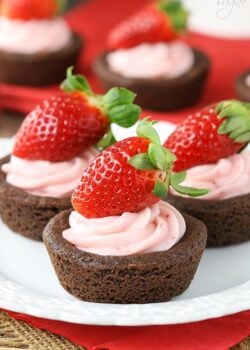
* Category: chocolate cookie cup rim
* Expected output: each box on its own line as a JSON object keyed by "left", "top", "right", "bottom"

{"left": 168, "top": 192, "right": 250, "bottom": 206}
{"left": 0, "top": 155, "right": 71, "bottom": 208}
{"left": 235, "top": 70, "right": 250, "bottom": 88}
{"left": 235, "top": 70, "right": 250, "bottom": 100}
{"left": 93, "top": 47, "right": 210, "bottom": 87}
{"left": 0, "top": 32, "right": 83, "bottom": 62}
{"left": 43, "top": 208, "right": 207, "bottom": 267}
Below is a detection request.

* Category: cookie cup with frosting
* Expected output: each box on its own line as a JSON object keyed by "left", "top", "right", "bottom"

{"left": 0, "top": 150, "right": 97, "bottom": 241}
{"left": 43, "top": 119, "right": 208, "bottom": 304}
{"left": 0, "top": 16, "right": 82, "bottom": 86}
{"left": 169, "top": 194, "right": 250, "bottom": 247}
{"left": 43, "top": 205, "right": 207, "bottom": 304}
{"left": 93, "top": 47, "right": 209, "bottom": 112}
{"left": 168, "top": 151, "right": 250, "bottom": 247}
{"left": 0, "top": 71, "right": 141, "bottom": 241}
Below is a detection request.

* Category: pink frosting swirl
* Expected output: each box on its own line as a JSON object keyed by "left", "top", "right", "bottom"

{"left": 0, "top": 17, "right": 71, "bottom": 54}
{"left": 174, "top": 151, "right": 250, "bottom": 200}
{"left": 107, "top": 42, "right": 194, "bottom": 79}
{"left": 1, "top": 148, "right": 98, "bottom": 198}
{"left": 63, "top": 201, "right": 186, "bottom": 256}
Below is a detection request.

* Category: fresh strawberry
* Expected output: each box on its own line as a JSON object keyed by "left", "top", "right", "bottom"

{"left": 164, "top": 100, "right": 250, "bottom": 172}
{"left": 72, "top": 119, "right": 208, "bottom": 218}
{"left": 108, "top": 0, "right": 188, "bottom": 50}
{"left": 13, "top": 68, "right": 141, "bottom": 162}
{"left": 0, "top": 0, "right": 67, "bottom": 20}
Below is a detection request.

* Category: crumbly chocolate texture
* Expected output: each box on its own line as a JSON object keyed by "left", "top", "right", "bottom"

{"left": 235, "top": 70, "right": 250, "bottom": 102}
{"left": 0, "top": 156, "right": 71, "bottom": 241}
{"left": 168, "top": 194, "right": 250, "bottom": 247}
{"left": 93, "top": 48, "right": 210, "bottom": 111}
{"left": 43, "top": 209, "right": 207, "bottom": 304}
{"left": 0, "top": 33, "right": 82, "bottom": 86}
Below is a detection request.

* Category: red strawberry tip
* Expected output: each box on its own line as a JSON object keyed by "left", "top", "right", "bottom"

{"left": 129, "top": 118, "right": 209, "bottom": 198}
{"left": 157, "top": 0, "right": 188, "bottom": 33}
{"left": 215, "top": 100, "right": 250, "bottom": 144}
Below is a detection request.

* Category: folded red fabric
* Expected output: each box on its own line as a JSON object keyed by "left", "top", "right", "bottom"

{"left": 5, "top": 309, "right": 250, "bottom": 350}
{"left": 1, "top": 0, "right": 250, "bottom": 349}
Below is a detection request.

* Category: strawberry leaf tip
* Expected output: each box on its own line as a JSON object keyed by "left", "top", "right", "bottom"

{"left": 97, "top": 127, "right": 117, "bottom": 150}
{"left": 61, "top": 67, "right": 92, "bottom": 94}
{"left": 148, "top": 143, "right": 176, "bottom": 171}
{"left": 61, "top": 68, "right": 141, "bottom": 129}
{"left": 216, "top": 100, "right": 250, "bottom": 143}
{"left": 153, "top": 180, "right": 168, "bottom": 199}
{"left": 102, "top": 88, "right": 141, "bottom": 127}
{"left": 129, "top": 119, "right": 176, "bottom": 172}
{"left": 137, "top": 118, "right": 161, "bottom": 144}
{"left": 102, "top": 87, "right": 136, "bottom": 105}
{"left": 128, "top": 153, "right": 156, "bottom": 170}
{"left": 170, "top": 172, "right": 209, "bottom": 197}
{"left": 57, "top": 0, "right": 69, "bottom": 14}
{"left": 158, "top": 0, "right": 188, "bottom": 32}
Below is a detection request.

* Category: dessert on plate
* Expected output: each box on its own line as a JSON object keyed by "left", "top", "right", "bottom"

{"left": 93, "top": 0, "right": 210, "bottom": 111}
{"left": 0, "top": 68, "right": 141, "bottom": 240}
{"left": 0, "top": 0, "right": 82, "bottom": 86}
{"left": 44, "top": 119, "right": 207, "bottom": 304}
{"left": 235, "top": 70, "right": 250, "bottom": 102}
{"left": 164, "top": 100, "right": 250, "bottom": 247}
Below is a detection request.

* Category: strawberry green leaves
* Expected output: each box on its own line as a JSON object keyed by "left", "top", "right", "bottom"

{"left": 61, "top": 67, "right": 141, "bottom": 150}
{"left": 170, "top": 172, "right": 209, "bottom": 197}
{"left": 148, "top": 144, "right": 176, "bottom": 171}
{"left": 128, "top": 153, "right": 155, "bottom": 170}
{"left": 102, "top": 87, "right": 136, "bottom": 105}
{"left": 61, "top": 68, "right": 141, "bottom": 129}
{"left": 129, "top": 118, "right": 209, "bottom": 200}
{"left": 61, "top": 67, "right": 92, "bottom": 94}
{"left": 216, "top": 100, "right": 250, "bottom": 144}
{"left": 102, "top": 88, "right": 141, "bottom": 128}
{"left": 153, "top": 180, "right": 169, "bottom": 198}
{"left": 158, "top": 0, "right": 188, "bottom": 32}
{"left": 57, "top": 0, "right": 69, "bottom": 15}
{"left": 129, "top": 119, "right": 176, "bottom": 172}
{"left": 137, "top": 119, "right": 160, "bottom": 144}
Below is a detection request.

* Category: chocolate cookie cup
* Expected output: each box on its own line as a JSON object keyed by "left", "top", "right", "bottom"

{"left": 0, "top": 156, "right": 71, "bottom": 241}
{"left": 168, "top": 194, "right": 250, "bottom": 247}
{"left": 0, "top": 33, "right": 83, "bottom": 87}
{"left": 43, "top": 209, "right": 207, "bottom": 304}
{"left": 93, "top": 48, "right": 210, "bottom": 111}
{"left": 235, "top": 70, "right": 250, "bottom": 102}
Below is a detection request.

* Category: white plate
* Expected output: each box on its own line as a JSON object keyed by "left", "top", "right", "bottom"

{"left": 0, "top": 122, "right": 249, "bottom": 326}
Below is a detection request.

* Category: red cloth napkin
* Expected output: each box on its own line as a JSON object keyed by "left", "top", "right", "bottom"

{"left": 4, "top": 309, "right": 250, "bottom": 350}
{"left": 1, "top": 0, "right": 250, "bottom": 349}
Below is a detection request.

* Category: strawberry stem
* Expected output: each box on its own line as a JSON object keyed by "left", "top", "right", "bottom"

{"left": 61, "top": 67, "right": 141, "bottom": 129}
{"left": 129, "top": 119, "right": 209, "bottom": 199}
{"left": 57, "top": 0, "right": 69, "bottom": 15}
{"left": 158, "top": 0, "right": 188, "bottom": 32}
{"left": 61, "top": 67, "right": 92, "bottom": 94}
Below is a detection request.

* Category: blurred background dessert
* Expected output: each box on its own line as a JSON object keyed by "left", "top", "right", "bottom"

{"left": 0, "top": 0, "right": 83, "bottom": 86}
